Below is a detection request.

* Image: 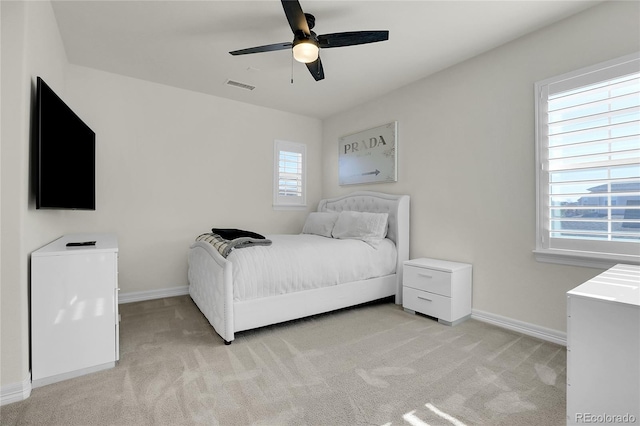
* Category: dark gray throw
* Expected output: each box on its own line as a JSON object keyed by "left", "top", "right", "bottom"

{"left": 211, "top": 228, "right": 266, "bottom": 240}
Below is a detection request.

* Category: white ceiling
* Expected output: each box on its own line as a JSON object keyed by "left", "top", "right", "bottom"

{"left": 51, "top": 0, "right": 602, "bottom": 119}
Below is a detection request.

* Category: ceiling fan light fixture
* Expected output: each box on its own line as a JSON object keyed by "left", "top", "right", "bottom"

{"left": 292, "top": 40, "right": 318, "bottom": 63}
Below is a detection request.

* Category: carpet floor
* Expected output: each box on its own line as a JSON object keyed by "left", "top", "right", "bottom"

{"left": 1, "top": 296, "right": 567, "bottom": 425}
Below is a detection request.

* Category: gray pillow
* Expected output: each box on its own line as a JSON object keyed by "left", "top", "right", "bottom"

{"left": 302, "top": 212, "right": 339, "bottom": 238}
{"left": 331, "top": 211, "right": 388, "bottom": 240}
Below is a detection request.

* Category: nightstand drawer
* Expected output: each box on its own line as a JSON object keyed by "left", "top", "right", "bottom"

{"left": 403, "top": 266, "right": 451, "bottom": 297}
{"left": 403, "top": 287, "right": 452, "bottom": 320}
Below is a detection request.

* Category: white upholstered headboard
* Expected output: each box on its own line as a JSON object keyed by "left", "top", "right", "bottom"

{"left": 318, "top": 191, "right": 410, "bottom": 303}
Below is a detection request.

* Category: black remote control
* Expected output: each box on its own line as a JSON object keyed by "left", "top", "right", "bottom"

{"left": 66, "top": 241, "right": 96, "bottom": 247}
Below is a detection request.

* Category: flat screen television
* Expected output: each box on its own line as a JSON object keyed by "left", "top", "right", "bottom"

{"left": 36, "top": 76, "right": 95, "bottom": 210}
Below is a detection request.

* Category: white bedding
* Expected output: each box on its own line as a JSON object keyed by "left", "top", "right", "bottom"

{"left": 229, "top": 234, "right": 397, "bottom": 301}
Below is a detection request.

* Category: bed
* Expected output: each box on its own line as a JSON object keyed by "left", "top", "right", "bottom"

{"left": 188, "top": 191, "right": 410, "bottom": 344}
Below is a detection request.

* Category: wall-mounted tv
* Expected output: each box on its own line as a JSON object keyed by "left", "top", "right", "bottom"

{"left": 36, "top": 76, "right": 95, "bottom": 210}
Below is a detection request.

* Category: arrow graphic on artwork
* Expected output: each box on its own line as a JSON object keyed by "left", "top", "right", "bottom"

{"left": 362, "top": 169, "right": 381, "bottom": 176}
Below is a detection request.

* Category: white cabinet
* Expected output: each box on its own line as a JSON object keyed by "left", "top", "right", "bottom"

{"left": 566, "top": 264, "right": 640, "bottom": 425}
{"left": 402, "top": 258, "right": 472, "bottom": 326}
{"left": 31, "top": 233, "right": 119, "bottom": 387}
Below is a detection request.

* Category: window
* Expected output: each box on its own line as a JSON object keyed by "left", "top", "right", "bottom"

{"left": 273, "top": 139, "right": 306, "bottom": 208}
{"left": 535, "top": 53, "right": 640, "bottom": 267}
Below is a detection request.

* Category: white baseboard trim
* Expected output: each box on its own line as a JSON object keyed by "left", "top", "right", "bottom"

{"left": 32, "top": 362, "right": 115, "bottom": 389}
{"left": 1, "top": 374, "right": 31, "bottom": 406}
{"left": 119, "top": 285, "right": 189, "bottom": 304}
{"left": 471, "top": 309, "right": 567, "bottom": 346}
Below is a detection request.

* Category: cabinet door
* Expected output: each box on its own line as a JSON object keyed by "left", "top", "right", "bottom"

{"left": 32, "top": 252, "right": 117, "bottom": 381}
{"left": 566, "top": 296, "right": 640, "bottom": 424}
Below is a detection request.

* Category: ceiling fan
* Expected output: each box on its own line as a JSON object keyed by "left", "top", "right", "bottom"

{"left": 229, "top": 0, "right": 389, "bottom": 81}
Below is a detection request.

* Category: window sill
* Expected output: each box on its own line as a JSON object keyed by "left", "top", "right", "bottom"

{"left": 273, "top": 204, "right": 307, "bottom": 211}
{"left": 533, "top": 249, "right": 640, "bottom": 269}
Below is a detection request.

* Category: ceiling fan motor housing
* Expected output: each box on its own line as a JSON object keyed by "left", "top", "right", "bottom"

{"left": 293, "top": 30, "right": 318, "bottom": 47}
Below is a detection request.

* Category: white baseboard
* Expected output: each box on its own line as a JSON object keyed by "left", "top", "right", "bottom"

{"left": 119, "top": 285, "right": 189, "bottom": 304}
{"left": 32, "top": 362, "right": 115, "bottom": 389}
{"left": 472, "top": 309, "right": 567, "bottom": 346}
{"left": 1, "top": 374, "right": 31, "bottom": 406}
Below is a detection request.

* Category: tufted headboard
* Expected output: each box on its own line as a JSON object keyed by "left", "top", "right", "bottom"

{"left": 317, "top": 191, "right": 410, "bottom": 303}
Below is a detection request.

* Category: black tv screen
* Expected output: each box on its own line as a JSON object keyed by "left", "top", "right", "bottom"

{"left": 36, "top": 77, "right": 95, "bottom": 210}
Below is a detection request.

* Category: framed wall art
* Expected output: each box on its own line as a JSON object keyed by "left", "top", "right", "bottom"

{"left": 338, "top": 121, "right": 397, "bottom": 185}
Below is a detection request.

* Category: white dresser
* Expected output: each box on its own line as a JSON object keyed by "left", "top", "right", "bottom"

{"left": 31, "top": 233, "right": 119, "bottom": 387}
{"left": 566, "top": 264, "right": 640, "bottom": 425}
{"left": 402, "top": 258, "right": 472, "bottom": 326}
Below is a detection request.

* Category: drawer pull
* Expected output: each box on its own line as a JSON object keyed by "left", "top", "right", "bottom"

{"left": 417, "top": 295, "right": 432, "bottom": 302}
{"left": 418, "top": 273, "right": 433, "bottom": 279}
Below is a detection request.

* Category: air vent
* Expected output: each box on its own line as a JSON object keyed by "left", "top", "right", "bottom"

{"left": 225, "top": 80, "right": 256, "bottom": 91}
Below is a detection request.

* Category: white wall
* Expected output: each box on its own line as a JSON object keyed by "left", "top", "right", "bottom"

{"left": 322, "top": 0, "right": 640, "bottom": 333}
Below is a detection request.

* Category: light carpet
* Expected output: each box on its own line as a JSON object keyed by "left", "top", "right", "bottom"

{"left": 1, "top": 296, "right": 566, "bottom": 425}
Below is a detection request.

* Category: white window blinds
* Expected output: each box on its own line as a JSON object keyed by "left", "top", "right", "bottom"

{"left": 536, "top": 53, "right": 640, "bottom": 261}
{"left": 273, "top": 140, "right": 306, "bottom": 208}
{"left": 278, "top": 150, "right": 303, "bottom": 198}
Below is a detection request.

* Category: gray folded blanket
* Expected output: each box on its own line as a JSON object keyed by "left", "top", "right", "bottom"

{"left": 196, "top": 232, "right": 272, "bottom": 258}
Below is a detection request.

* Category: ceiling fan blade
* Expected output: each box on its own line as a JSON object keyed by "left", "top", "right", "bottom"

{"left": 229, "top": 42, "right": 293, "bottom": 56}
{"left": 318, "top": 31, "right": 389, "bottom": 48}
{"left": 281, "top": 0, "right": 310, "bottom": 35}
{"left": 306, "top": 56, "right": 324, "bottom": 81}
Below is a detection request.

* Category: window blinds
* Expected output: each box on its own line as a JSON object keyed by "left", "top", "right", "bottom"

{"left": 278, "top": 150, "right": 303, "bottom": 198}
{"left": 545, "top": 71, "right": 640, "bottom": 243}
{"left": 273, "top": 139, "right": 306, "bottom": 208}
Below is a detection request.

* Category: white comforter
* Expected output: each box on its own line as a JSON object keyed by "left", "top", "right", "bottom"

{"left": 228, "top": 234, "right": 397, "bottom": 301}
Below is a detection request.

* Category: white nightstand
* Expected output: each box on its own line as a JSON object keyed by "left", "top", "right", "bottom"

{"left": 402, "top": 258, "right": 472, "bottom": 326}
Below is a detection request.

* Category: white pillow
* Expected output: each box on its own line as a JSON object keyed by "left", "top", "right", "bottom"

{"left": 331, "top": 211, "right": 389, "bottom": 240}
{"left": 302, "top": 212, "right": 339, "bottom": 238}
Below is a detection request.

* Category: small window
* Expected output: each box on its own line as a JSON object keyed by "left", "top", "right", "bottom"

{"left": 273, "top": 140, "right": 306, "bottom": 209}
{"left": 535, "top": 53, "right": 640, "bottom": 267}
